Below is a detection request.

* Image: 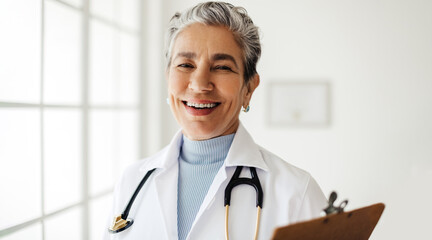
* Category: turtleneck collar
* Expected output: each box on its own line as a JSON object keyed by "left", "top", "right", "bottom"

{"left": 180, "top": 134, "right": 235, "bottom": 165}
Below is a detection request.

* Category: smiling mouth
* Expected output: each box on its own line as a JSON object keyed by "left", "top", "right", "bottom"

{"left": 182, "top": 101, "right": 220, "bottom": 109}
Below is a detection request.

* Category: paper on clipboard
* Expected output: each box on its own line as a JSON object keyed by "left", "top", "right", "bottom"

{"left": 271, "top": 203, "right": 385, "bottom": 240}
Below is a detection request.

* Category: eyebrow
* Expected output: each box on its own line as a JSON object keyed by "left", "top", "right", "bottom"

{"left": 175, "top": 52, "right": 196, "bottom": 60}
{"left": 174, "top": 52, "right": 239, "bottom": 69}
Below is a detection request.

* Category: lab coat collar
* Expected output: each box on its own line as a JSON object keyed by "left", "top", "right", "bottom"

{"left": 138, "top": 129, "right": 183, "bottom": 173}
{"left": 136, "top": 122, "right": 269, "bottom": 239}
{"left": 224, "top": 122, "right": 269, "bottom": 172}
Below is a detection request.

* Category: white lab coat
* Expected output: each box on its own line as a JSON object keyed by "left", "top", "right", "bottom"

{"left": 104, "top": 123, "right": 327, "bottom": 240}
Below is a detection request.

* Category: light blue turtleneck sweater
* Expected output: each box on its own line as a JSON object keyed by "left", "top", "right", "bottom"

{"left": 177, "top": 134, "right": 235, "bottom": 240}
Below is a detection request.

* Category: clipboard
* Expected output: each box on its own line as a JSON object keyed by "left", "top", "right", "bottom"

{"left": 271, "top": 193, "right": 385, "bottom": 240}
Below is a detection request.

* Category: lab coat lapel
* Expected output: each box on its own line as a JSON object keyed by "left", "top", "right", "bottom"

{"left": 191, "top": 162, "right": 228, "bottom": 225}
{"left": 154, "top": 166, "right": 178, "bottom": 239}
{"left": 143, "top": 130, "right": 183, "bottom": 240}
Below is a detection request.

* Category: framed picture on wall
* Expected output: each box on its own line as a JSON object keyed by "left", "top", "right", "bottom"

{"left": 267, "top": 81, "right": 331, "bottom": 127}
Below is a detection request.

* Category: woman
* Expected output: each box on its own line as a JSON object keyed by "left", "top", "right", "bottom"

{"left": 105, "top": 2, "right": 327, "bottom": 240}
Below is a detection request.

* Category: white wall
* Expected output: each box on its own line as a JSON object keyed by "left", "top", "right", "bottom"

{"left": 152, "top": 0, "right": 432, "bottom": 239}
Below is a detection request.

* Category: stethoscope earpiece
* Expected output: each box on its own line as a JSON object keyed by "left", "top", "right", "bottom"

{"left": 108, "top": 215, "right": 134, "bottom": 233}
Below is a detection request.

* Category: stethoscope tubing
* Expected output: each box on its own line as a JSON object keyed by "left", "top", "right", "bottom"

{"left": 224, "top": 166, "right": 263, "bottom": 208}
{"left": 224, "top": 166, "right": 263, "bottom": 240}
{"left": 108, "top": 168, "right": 156, "bottom": 233}
{"left": 122, "top": 168, "right": 156, "bottom": 219}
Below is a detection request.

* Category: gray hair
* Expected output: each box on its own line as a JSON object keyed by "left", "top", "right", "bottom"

{"left": 165, "top": 1, "right": 261, "bottom": 83}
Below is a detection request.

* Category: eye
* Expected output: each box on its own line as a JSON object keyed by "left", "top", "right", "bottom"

{"left": 214, "top": 65, "right": 233, "bottom": 72}
{"left": 177, "top": 63, "right": 194, "bottom": 68}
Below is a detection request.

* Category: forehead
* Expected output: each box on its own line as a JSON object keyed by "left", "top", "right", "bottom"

{"left": 172, "top": 23, "right": 243, "bottom": 64}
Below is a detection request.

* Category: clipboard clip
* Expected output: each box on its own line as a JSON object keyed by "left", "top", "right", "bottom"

{"left": 323, "top": 191, "right": 348, "bottom": 215}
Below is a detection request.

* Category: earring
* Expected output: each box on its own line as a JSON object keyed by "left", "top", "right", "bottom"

{"left": 243, "top": 105, "right": 250, "bottom": 113}
{"left": 166, "top": 98, "right": 170, "bottom": 105}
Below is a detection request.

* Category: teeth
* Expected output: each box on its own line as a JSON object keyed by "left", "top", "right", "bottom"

{"left": 186, "top": 102, "right": 217, "bottom": 108}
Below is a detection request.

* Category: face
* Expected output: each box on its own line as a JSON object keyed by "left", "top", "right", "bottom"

{"left": 167, "top": 23, "right": 259, "bottom": 140}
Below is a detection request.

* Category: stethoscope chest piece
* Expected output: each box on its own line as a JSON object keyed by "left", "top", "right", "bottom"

{"left": 109, "top": 215, "right": 134, "bottom": 233}
{"left": 108, "top": 168, "right": 156, "bottom": 234}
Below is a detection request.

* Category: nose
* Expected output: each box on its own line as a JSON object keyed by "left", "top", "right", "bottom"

{"left": 188, "top": 67, "right": 213, "bottom": 92}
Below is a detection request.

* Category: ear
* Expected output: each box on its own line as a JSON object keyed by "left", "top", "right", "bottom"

{"left": 243, "top": 74, "right": 260, "bottom": 106}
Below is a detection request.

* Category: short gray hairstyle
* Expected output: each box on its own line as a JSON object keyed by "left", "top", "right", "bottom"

{"left": 165, "top": 1, "right": 261, "bottom": 83}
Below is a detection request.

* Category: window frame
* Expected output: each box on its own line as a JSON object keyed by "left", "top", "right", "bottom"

{"left": 0, "top": 0, "right": 143, "bottom": 239}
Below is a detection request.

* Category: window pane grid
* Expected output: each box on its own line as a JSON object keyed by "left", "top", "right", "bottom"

{"left": 89, "top": 15, "right": 140, "bottom": 36}
{"left": 0, "top": 102, "right": 139, "bottom": 109}
{"left": 46, "top": 0, "right": 84, "bottom": 11}
{"left": 0, "top": 191, "right": 111, "bottom": 237}
{"left": 43, "top": 0, "right": 140, "bottom": 35}
{"left": 0, "top": 0, "right": 142, "bottom": 238}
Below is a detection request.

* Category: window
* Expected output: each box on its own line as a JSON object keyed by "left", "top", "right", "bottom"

{"left": 0, "top": 0, "right": 142, "bottom": 239}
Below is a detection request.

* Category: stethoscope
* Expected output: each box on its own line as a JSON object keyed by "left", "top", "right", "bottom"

{"left": 109, "top": 166, "right": 264, "bottom": 240}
